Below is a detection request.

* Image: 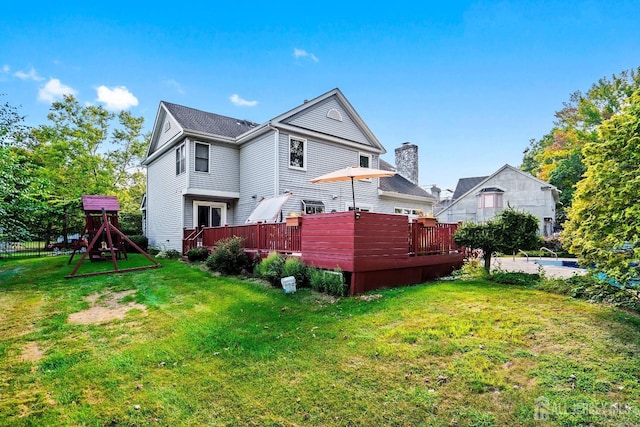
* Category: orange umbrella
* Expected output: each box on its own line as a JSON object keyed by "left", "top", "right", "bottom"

{"left": 310, "top": 166, "right": 396, "bottom": 211}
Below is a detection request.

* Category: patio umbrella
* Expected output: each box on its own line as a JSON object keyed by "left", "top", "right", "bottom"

{"left": 310, "top": 166, "right": 396, "bottom": 211}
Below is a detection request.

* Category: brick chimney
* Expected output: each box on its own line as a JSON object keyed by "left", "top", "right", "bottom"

{"left": 395, "top": 142, "right": 419, "bottom": 185}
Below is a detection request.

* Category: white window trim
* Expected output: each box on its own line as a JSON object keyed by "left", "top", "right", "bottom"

{"left": 176, "top": 143, "right": 186, "bottom": 175}
{"left": 358, "top": 152, "right": 373, "bottom": 182}
{"left": 288, "top": 136, "right": 307, "bottom": 171}
{"left": 194, "top": 142, "right": 210, "bottom": 173}
{"left": 359, "top": 152, "right": 372, "bottom": 168}
{"left": 393, "top": 206, "right": 424, "bottom": 219}
{"left": 193, "top": 201, "right": 227, "bottom": 228}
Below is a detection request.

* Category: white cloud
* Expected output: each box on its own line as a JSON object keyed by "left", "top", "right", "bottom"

{"left": 38, "top": 78, "right": 77, "bottom": 103}
{"left": 293, "top": 48, "right": 319, "bottom": 63}
{"left": 229, "top": 94, "right": 258, "bottom": 107}
{"left": 164, "top": 79, "right": 185, "bottom": 94}
{"left": 95, "top": 85, "right": 139, "bottom": 111}
{"left": 14, "top": 67, "right": 44, "bottom": 81}
{"left": 2, "top": 65, "right": 10, "bottom": 74}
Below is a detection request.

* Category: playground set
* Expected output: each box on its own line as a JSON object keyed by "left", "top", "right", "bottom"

{"left": 66, "top": 195, "right": 160, "bottom": 278}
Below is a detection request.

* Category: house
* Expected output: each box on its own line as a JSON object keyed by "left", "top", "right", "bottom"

{"left": 142, "top": 88, "right": 435, "bottom": 251}
{"left": 434, "top": 164, "right": 560, "bottom": 236}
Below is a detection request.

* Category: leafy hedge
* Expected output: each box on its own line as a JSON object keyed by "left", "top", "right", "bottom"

{"left": 205, "top": 237, "right": 251, "bottom": 275}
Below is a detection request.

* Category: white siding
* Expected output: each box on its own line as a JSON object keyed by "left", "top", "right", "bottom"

{"left": 376, "top": 197, "right": 435, "bottom": 218}
{"left": 278, "top": 132, "right": 382, "bottom": 215}
{"left": 284, "top": 98, "right": 372, "bottom": 146}
{"left": 155, "top": 111, "right": 181, "bottom": 151}
{"left": 188, "top": 139, "right": 240, "bottom": 193}
{"left": 146, "top": 146, "right": 187, "bottom": 251}
{"left": 237, "top": 131, "right": 278, "bottom": 223}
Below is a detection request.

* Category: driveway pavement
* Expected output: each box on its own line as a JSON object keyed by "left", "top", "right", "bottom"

{"left": 492, "top": 257, "right": 587, "bottom": 279}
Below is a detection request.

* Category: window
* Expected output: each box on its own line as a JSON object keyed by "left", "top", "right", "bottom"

{"left": 289, "top": 137, "right": 306, "bottom": 169}
{"left": 302, "top": 200, "right": 325, "bottom": 215}
{"left": 194, "top": 201, "right": 226, "bottom": 228}
{"left": 359, "top": 153, "right": 371, "bottom": 168}
{"left": 394, "top": 207, "right": 423, "bottom": 216}
{"left": 175, "top": 144, "right": 185, "bottom": 175}
{"left": 195, "top": 142, "right": 209, "bottom": 172}
{"left": 476, "top": 188, "right": 504, "bottom": 209}
{"left": 484, "top": 194, "right": 494, "bottom": 208}
{"left": 348, "top": 206, "right": 371, "bottom": 212}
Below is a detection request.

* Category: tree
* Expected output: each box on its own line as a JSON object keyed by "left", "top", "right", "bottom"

{"left": 24, "top": 95, "right": 147, "bottom": 240}
{"left": 0, "top": 99, "right": 50, "bottom": 240}
{"left": 454, "top": 208, "right": 541, "bottom": 272}
{"left": 563, "top": 90, "right": 640, "bottom": 286}
{"left": 522, "top": 67, "right": 640, "bottom": 224}
{"left": 0, "top": 96, "right": 29, "bottom": 148}
{"left": 496, "top": 208, "right": 541, "bottom": 256}
{"left": 454, "top": 221, "right": 503, "bottom": 272}
{"left": 107, "top": 111, "right": 148, "bottom": 212}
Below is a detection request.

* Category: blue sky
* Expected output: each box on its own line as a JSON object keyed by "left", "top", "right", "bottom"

{"left": 2, "top": 1, "right": 639, "bottom": 194}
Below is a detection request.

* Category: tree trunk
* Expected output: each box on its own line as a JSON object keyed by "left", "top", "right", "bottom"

{"left": 484, "top": 253, "right": 492, "bottom": 273}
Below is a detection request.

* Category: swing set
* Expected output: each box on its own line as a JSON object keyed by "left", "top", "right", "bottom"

{"left": 65, "top": 195, "right": 161, "bottom": 279}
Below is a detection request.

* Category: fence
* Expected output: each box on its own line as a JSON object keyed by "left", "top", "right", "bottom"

{"left": 0, "top": 237, "right": 47, "bottom": 259}
{"left": 0, "top": 233, "right": 84, "bottom": 260}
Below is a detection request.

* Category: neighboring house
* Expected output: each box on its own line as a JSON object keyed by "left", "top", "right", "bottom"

{"left": 142, "top": 88, "right": 435, "bottom": 251}
{"left": 435, "top": 164, "right": 560, "bottom": 236}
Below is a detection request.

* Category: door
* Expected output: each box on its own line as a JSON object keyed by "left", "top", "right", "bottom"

{"left": 194, "top": 201, "right": 226, "bottom": 228}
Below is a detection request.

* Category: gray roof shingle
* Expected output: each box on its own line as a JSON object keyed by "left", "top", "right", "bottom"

{"left": 379, "top": 159, "right": 432, "bottom": 198}
{"left": 162, "top": 101, "right": 258, "bottom": 139}
{"left": 452, "top": 176, "right": 488, "bottom": 200}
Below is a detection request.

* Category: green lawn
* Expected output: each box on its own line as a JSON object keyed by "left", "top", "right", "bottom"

{"left": 0, "top": 256, "right": 639, "bottom": 426}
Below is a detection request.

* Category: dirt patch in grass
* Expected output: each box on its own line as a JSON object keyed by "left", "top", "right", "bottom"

{"left": 20, "top": 341, "right": 44, "bottom": 363}
{"left": 68, "top": 290, "right": 146, "bottom": 325}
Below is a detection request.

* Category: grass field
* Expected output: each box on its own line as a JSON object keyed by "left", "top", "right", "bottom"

{"left": 0, "top": 255, "right": 639, "bottom": 426}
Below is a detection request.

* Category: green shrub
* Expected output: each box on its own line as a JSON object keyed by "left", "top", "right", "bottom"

{"left": 255, "top": 252, "right": 285, "bottom": 286}
{"left": 309, "top": 267, "right": 325, "bottom": 292}
{"left": 325, "top": 268, "right": 346, "bottom": 296}
{"left": 205, "top": 237, "right": 251, "bottom": 275}
{"left": 124, "top": 235, "right": 148, "bottom": 252}
{"left": 147, "top": 247, "right": 160, "bottom": 256}
{"left": 451, "top": 259, "right": 490, "bottom": 280}
{"left": 282, "top": 257, "right": 309, "bottom": 287}
{"left": 156, "top": 249, "right": 181, "bottom": 259}
{"left": 186, "top": 246, "right": 209, "bottom": 262}
{"left": 119, "top": 212, "right": 143, "bottom": 235}
{"left": 308, "top": 266, "right": 346, "bottom": 296}
{"left": 536, "top": 275, "right": 640, "bottom": 313}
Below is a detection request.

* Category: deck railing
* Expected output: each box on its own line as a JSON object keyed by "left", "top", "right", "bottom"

{"left": 183, "top": 222, "right": 302, "bottom": 255}
{"left": 184, "top": 218, "right": 457, "bottom": 257}
{"left": 409, "top": 222, "right": 459, "bottom": 256}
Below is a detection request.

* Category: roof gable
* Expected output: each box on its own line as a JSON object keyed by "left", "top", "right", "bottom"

{"left": 145, "top": 102, "right": 259, "bottom": 161}
{"left": 266, "top": 88, "right": 385, "bottom": 154}
{"left": 437, "top": 164, "right": 559, "bottom": 214}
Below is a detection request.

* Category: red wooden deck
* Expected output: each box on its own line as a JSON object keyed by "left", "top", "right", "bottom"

{"left": 183, "top": 211, "right": 463, "bottom": 295}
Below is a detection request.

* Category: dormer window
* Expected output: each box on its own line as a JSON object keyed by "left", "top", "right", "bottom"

{"left": 476, "top": 187, "right": 504, "bottom": 209}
